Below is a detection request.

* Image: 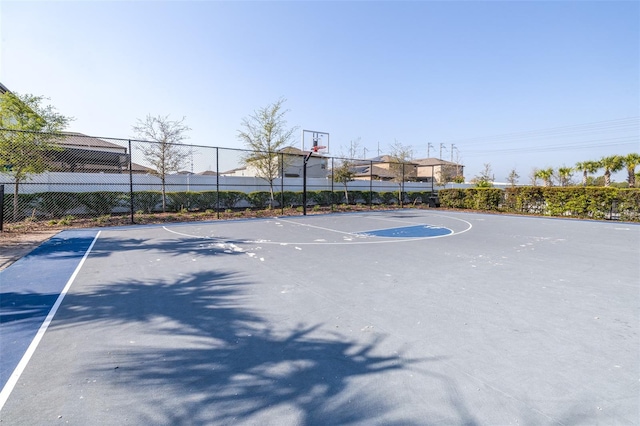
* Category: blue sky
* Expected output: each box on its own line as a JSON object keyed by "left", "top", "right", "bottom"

{"left": 1, "top": 1, "right": 638, "bottom": 182}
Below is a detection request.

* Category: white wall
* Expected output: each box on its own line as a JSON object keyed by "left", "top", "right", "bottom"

{"left": 0, "top": 172, "right": 444, "bottom": 194}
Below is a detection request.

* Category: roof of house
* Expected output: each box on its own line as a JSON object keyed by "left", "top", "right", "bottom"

{"left": 414, "top": 158, "right": 461, "bottom": 166}
{"left": 58, "top": 132, "right": 127, "bottom": 152}
{"left": 353, "top": 164, "right": 398, "bottom": 179}
{"left": 0, "top": 82, "right": 9, "bottom": 94}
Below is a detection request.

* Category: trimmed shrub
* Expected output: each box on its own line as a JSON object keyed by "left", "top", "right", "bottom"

{"left": 197, "top": 191, "right": 219, "bottom": 210}
{"left": 133, "top": 191, "right": 162, "bottom": 213}
{"left": 3, "top": 193, "right": 39, "bottom": 221}
{"left": 35, "top": 192, "right": 81, "bottom": 218}
{"left": 218, "top": 191, "right": 247, "bottom": 209}
{"left": 309, "top": 190, "right": 333, "bottom": 206}
{"left": 379, "top": 191, "right": 398, "bottom": 205}
{"left": 166, "top": 192, "right": 202, "bottom": 212}
{"left": 247, "top": 191, "right": 271, "bottom": 209}
{"left": 280, "top": 191, "right": 302, "bottom": 208}
{"left": 78, "top": 192, "right": 126, "bottom": 215}
{"left": 438, "top": 188, "right": 466, "bottom": 209}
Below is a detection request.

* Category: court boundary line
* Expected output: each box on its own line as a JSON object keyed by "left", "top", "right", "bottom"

{"left": 0, "top": 231, "right": 101, "bottom": 411}
{"left": 161, "top": 213, "right": 472, "bottom": 245}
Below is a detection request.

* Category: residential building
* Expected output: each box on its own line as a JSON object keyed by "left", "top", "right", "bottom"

{"left": 347, "top": 156, "right": 464, "bottom": 183}
{"left": 220, "top": 147, "right": 329, "bottom": 178}
{"left": 46, "top": 132, "right": 153, "bottom": 174}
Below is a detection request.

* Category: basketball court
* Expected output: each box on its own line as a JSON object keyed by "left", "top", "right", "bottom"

{"left": 1, "top": 210, "right": 638, "bottom": 424}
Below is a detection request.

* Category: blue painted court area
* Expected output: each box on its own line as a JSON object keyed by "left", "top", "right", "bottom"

{"left": 359, "top": 224, "right": 452, "bottom": 238}
{"left": 0, "top": 229, "right": 98, "bottom": 391}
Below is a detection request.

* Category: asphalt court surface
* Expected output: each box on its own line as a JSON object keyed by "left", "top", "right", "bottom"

{"left": 1, "top": 210, "right": 638, "bottom": 425}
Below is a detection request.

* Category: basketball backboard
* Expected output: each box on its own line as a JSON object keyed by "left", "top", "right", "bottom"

{"left": 301, "top": 130, "right": 329, "bottom": 155}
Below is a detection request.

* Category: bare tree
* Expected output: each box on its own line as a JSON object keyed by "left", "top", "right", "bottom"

{"left": 529, "top": 168, "right": 539, "bottom": 186}
{"left": 471, "top": 163, "right": 494, "bottom": 187}
{"left": 333, "top": 138, "right": 360, "bottom": 204}
{"left": 388, "top": 140, "right": 414, "bottom": 204}
{"left": 238, "top": 99, "right": 298, "bottom": 207}
{"left": 133, "top": 114, "right": 191, "bottom": 212}
{"left": 506, "top": 168, "right": 520, "bottom": 187}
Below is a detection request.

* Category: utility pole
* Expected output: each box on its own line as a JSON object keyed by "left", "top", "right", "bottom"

{"left": 450, "top": 144, "right": 455, "bottom": 162}
{"left": 439, "top": 143, "right": 447, "bottom": 160}
{"left": 427, "top": 143, "right": 434, "bottom": 158}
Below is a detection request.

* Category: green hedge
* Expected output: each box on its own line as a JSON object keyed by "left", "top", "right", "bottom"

{"left": 3, "top": 187, "right": 637, "bottom": 223}
{"left": 440, "top": 187, "right": 639, "bottom": 221}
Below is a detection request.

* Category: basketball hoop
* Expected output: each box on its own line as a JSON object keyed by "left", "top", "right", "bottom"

{"left": 302, "top": 130, "right": 330, "bottom": 154}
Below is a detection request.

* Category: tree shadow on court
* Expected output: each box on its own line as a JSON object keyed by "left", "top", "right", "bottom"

{"left": 48, "top": 269, "right": 479, "bottom": 425}
{"left": 76, "top": 235, "right": 256, "bottom": 260}
{"left": 0, "top": 292, "right": 59, "bottom": 324}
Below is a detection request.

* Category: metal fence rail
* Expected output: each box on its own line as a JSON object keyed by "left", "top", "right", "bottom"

{"left": 1, "top": 129, "right": 438, "bottom": 224}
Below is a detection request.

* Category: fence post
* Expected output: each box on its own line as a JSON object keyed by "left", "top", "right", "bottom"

{"left": 401, "top": 163, "right": 405, "bottom": 208}
{"left": 280, "top": 152, "right": 284, "bottom": 215}
{"left": 370, "top": 160, "right": 374, "bottom": 208}
{"left": 128, "top": 140, "right": 135, "bottom": 224}
{"left": 0, "top": 184, "right": 4, "bottom": 232}
{"left": 216, "top": 147, "right": 220, "bottom": 219}
{"left": 330, "top": 157, "right": 334, "bottom": 211}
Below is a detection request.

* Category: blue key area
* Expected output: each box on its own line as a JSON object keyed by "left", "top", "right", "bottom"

{"left": 359, "top": 224, "right": 453, "bottom": 238}
{"left": 0, "top": 229, "right": 98, "bottom": 390}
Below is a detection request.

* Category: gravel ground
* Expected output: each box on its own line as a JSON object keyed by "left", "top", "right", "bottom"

{"left": 0, "top": 230, "right": 59, "bottom": 271}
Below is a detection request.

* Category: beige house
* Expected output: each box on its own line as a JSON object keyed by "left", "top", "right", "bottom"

{"left": 46, "top": 132, "right": 153, "bottom": 174}
{"left": 350, "top": 156, "right": 464, "bottom": 183}
{"left": 415, "top": 158, "right": 464, "bottom": 183}
{"left": 220, "top": 147, "right": 329, "bottom": 178}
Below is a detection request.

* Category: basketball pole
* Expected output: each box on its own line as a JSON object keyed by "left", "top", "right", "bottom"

{"left": 302, "top": 151, "right": 313, "bottom": 215}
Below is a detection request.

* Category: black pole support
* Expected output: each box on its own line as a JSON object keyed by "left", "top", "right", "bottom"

{"left": 0, "top": 184, "right": 4, "bottom": 232}
{"left": 302, "top": 152, "right": 312, "bottom": 215}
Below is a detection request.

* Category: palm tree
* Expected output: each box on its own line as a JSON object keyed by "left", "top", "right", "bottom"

{"left": 599, "top": 155, "right": 624, "bottom": 187}
{"left": 575, "top": 160, "right": 600, "bottom": 187}
{"left": 623, "top": 153, "right": 640, "bottom": 188}
{"left": 557, "top": 166, "right": 573, "bottom": 187}
{"left": 534, "top": 167, "right": 554, "bottom": 187}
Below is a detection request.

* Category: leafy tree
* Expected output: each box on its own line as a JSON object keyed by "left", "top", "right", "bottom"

{"left": 506, "top": 168, "right": 520, "bottom": 187}
{"left": 238, "top": 98, "right": 297, "bottom": 207}
{"left": 472, "top": 163, "right": 494, "bottom": 188}
{"left": 586, "top": 175, "right": 605, "bottom": 186}
{"left": 575, "top": 160, "right": 600, "bottom": 187}
{"left": 333, "top": 138, "right": 360, "bottom": 204}
{"left": 133, "top": 114, "right": 191, "bottom": 212}
{"left": 556, "top": 166, "right": 573, "bottom": 187}
{"left": 535, "top": 167, "right": 554, "bottom": 187}
{"left": 599, "top": 155, "right": 624, "bottom": 187}
{"left": 387, "top": 140, "right": 414, "bottom": 204}
{"left": 0, "top": 92, "right": 72, "bottom": 220}
{"left": 623, "top": 153, "right": 640, "bottom": 188}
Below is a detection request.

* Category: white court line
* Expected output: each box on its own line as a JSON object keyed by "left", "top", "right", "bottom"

{"left": 162, "top": 214, "right": 473, "bottom": 245}
{"left": 274, "top": 217, "right": 360, "bottom": 236}
{"left": 0, "top": 231, "right": 101, "bottom": 411}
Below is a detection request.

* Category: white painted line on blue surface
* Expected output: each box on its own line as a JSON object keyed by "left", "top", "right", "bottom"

{"left": 162, "top": 214, "right": 473, "bottom": 245}
{"left": 0, "top": 231, "right": 101, "bottom": 411}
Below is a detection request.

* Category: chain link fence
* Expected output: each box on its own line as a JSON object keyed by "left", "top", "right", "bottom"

{"left": 0, "top": 129, "right": 439, "bottom": 226}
